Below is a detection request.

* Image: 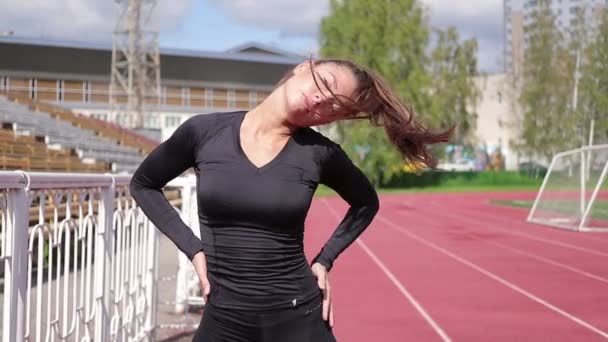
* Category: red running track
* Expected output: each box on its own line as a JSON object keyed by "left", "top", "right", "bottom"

{"left": 303, "top": 191, "right": 608, "bottom": 341}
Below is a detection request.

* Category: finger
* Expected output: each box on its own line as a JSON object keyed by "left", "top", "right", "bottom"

{"left": 317, "top": 271, "right": 326, "bottom": 290}
{"left": 329, "top": 304, "right": 335, "bottom": 327}
{"left": 323, "top": 277, "right": 331, "bottom": 321}
{"left": 325, "top": 278, "right": 331, "bottom": 304}
{"left": 201, "top": 278, "right": 211, "bottom": 302}
{"left": 322, "top": 295, "right": 329, "bottom": 321}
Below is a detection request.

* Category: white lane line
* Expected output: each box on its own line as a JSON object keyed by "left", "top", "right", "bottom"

{"left": 386, "top": 201, "right": 608, "bottom": 285}
{"left": 386, "top": 198, "right": 608, "bottom": 258}
{"left": 321, "top": 199, "right": 452, "bottom": 342}
{"left": 470, "top": 235, "right": 608, "bottom": 285}
{"left": 376, "top": 214, "right": 608, "bottom": 339}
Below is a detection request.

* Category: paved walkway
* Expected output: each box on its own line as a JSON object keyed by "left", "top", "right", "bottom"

{"left": 155, "top": 234, "right": 203, "bottom": 341}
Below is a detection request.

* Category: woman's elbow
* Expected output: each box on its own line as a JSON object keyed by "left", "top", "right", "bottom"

{"left": 369, "top": 192, "right": 380, "bottom": 215}
{"left": 128, "top": 177, "right": 145, "bottom": 201}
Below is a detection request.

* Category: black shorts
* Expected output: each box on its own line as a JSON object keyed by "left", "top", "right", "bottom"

{"left": 192, "top": 296, "right": 337, "bottom": 342}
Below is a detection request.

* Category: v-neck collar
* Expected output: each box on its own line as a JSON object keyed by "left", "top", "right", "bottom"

{"left": 233, "top": 111, "right": 295, "bottom": 173}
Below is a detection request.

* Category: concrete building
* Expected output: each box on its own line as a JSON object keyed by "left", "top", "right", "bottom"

{"left": 504, "top": 0, "right": 607, "bottom": 73}
{"left": 0, "top": 36, "right": 305, "bottom": 141}
{"left": 472, "top": 73, "right": 523, "bottom": 170}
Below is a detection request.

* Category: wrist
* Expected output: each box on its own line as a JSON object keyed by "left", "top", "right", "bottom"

{"left": 312, "top": 261, "right": 326, "bottom": 268}
{"left": 191, "top": 250, "right": 205, "bottom": 262}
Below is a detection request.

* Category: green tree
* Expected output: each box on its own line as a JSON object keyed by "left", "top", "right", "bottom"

{"left": 319, "top": 0, "right": 431, "bottom": 186}
{"left": 516, "top": 0, "right": 577, "bottom": 160}
{"left": 428, "top": 27, "right": 480, "bottom": 145}
{"left": 579, "top": 10, "right": 608, "bottom": 144}
{"left": 319, "top": 0, "right": 478, "bottom": 185}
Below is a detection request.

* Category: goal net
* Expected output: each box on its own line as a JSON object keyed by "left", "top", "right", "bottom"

{"left": 527, "top": 144, "right": 608, "bottom": 232}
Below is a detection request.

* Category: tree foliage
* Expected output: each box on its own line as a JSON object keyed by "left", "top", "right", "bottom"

{"left": 428, "top": 27, "right": 480, "bottom": 145}
{"left": 579, "top": 10, "right": 608, "bottom": 144}
{"left": 516, "top": 0, "right": 577, "bottom": 160}
{"left": 319, "top": 0, "right": 479, "bottom": 185}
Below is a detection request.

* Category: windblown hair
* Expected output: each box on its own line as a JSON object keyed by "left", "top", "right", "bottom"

{"left": 276, "top": 57, "right": 454, "bottom": 171}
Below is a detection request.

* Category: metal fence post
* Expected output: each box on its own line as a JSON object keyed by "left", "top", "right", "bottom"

{"left": 94, "top": 177, "right": 114, "bottom": 341}
{"left": 145, "top": 217, "right": 160, "bottom": 339}
{"left": 4, "top": 187, "right": 29, "bottom": 342}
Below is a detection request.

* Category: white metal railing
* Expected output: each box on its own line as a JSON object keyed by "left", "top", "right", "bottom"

{"left": 0, "top": 171, "right": 161, "bottom": 342}
{"left": 169, "top": 175, "right": 204, "bottom": 314}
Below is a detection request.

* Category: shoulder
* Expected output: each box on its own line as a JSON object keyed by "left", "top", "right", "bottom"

{"left": 298, "top": 127, "right": 338, "bottom": 148}
{"left": 297, "top": 127, "right": 346, "bottom": 163}
{"left": 179, "top": 111, "right": 244, "bottom": 140}
{"left": 182, "top": 111, "right": 243, "bottom": 129}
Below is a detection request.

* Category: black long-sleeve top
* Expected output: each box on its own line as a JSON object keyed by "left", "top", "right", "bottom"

{"left": 129, "top": 111, "right": 379, "bottom": 310}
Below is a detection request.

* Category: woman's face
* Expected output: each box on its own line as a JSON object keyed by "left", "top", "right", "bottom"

{"left": 282, "top": 62, "right": 359, "bottom": 127}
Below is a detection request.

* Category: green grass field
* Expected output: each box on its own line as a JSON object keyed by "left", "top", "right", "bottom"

{"left": 314, "top": 184, "right": 542, "bottom": 197}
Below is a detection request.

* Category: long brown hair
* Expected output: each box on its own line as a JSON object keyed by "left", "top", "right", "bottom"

{"left": 276, "top": 57, "right": 454, "bottom": 172}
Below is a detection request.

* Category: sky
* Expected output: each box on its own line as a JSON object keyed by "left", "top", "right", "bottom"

{"left": 0, "top": 0, "right": 505, "bottom": 73}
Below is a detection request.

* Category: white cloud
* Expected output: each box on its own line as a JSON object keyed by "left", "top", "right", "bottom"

{"left": 424, "top": 0, "right": 505, "bottom": 72}
{"left": 0, "top": 0, "right": 504, "bottom": 72}
{"left": 209, "top": 0, "right": 505, "bottom": 72}
{"left": 0, "top": 0, "right": 193, "bottom": 41}
{"left": 207, "top": 0, "right": 330, "bottom": 37}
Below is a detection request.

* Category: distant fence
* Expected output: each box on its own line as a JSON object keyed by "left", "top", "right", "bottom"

{"left": 0, "top": 171, "right": 162, "bottom": 342}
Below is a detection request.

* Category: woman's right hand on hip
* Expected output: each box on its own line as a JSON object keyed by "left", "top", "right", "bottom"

{"left": 191, "top": 251, "right": 211, "bottom": 303}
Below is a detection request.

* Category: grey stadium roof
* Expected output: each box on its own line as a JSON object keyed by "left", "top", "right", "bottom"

{"left": 0, "top": 36, "right": 307, "bottom": 88}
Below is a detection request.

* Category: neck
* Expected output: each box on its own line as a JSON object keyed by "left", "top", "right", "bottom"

{"left": 243, "top": 89, "right": 298, "bottom": 140}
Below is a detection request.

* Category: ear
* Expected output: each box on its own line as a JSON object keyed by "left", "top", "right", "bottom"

{"left": 293, "top": 60, "right": 312, "bottom": 75}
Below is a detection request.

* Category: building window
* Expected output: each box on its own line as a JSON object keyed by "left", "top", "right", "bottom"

{"left": 58, "top": 80, "right": 65, "bottom": 101}
{"left": 92, "top": 112, "right": 108, "bottom": 121}
{"left": 182, "top": 88, "right": 190, "bottom": 106}
{"left": 144, "top": 114, "right": 159, "bottom": 128}
{"left": 161, "top": 86, "right": 167, "bottom": 105}
{"left": 249, "top": 91, "right": 258, "bottom": 108}
{"left": 205, "top": 88, "right": 214, "bottom": 107}
{"left": 30, "top": 79, "right": 37, "bottom": 99}
{"left": 165, "top": 115, "right": 181, "bottom": 127}
{"left": 84, "top": 81, "right": 92, "bottom": 103}
{"left": 228, "top": 89, "right": 236, "bottom": 108}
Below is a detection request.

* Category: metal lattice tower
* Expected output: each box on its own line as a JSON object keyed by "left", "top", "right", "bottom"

{"left": 110, "top": 0, "right": 161, "bottom": 129}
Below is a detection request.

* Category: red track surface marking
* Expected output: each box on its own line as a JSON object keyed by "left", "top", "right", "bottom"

{"left": 397, "top": 191, "right": 608, "bottom": 244}
{"left": 304, "top": 201, "right": 444, "bottom": 341}
{"left": 311, "top": 191, "right": 608, "bottom": 341}
{"left": 408, "top": 199, "right": 608, "bottom": 278}
{"left": 385, "top": 197, "right": 608, "bottom": 280}
{"left": 384, "top": 194, "right": 608, "bottom": 257}
{"left": 440, "top": 193, "right": 608, "bottom": 245}
{"left": 321, "top": 199, "right": 451, "bottom": 342}
{"left": 376, "top": 213, "right": 608, "bottom": 340}
{"left": 403, "top": 194, "right": 608, "bottom": 333}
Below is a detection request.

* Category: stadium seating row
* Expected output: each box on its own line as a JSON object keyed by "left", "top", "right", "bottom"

{"left": 0, "top": 92, "right": 159, "bottom": 173}
{"left": 0, "top": 128, "right": 107, "bottom": 172}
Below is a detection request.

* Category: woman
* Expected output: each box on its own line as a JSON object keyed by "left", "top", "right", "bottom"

{"left": 129, "top": 58, "right": 453, "bottom": 341}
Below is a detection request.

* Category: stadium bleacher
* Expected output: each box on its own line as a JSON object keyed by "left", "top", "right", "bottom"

{"left": 0, "top": 127, "right": 107, "bottom": 172}
{"left": 0, "top": 92, "right": 159, "bottom": 173}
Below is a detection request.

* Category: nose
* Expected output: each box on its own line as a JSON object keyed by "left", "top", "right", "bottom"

{"left": 312, "top": 93, "right": 322, "bottom": 105}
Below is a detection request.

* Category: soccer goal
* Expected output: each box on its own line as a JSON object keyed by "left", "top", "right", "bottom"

{"left": 527, "top": 144, "right": 608, "bottom": 232}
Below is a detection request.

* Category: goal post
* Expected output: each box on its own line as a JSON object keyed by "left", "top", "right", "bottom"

{"left": 527, "top": 144, "right": 608, "bottom": 232}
